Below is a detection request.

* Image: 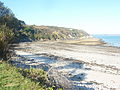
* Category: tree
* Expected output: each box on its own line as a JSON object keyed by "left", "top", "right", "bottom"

{"left": 0, "top": 1, "right": 13, "bottom": 17}
{"left": 0, "top": 1, "right": 25, "bottom": 60}
{"left": 0, "top": 1, "right": 26, "bottom": 42}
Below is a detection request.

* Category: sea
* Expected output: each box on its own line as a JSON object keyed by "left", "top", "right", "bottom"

{"left": 92, "top": 35, "right": 120, "bottom": 47}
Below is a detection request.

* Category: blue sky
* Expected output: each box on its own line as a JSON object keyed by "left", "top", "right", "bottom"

{"left": 1, "top": 0, "right": 120, "bottom": 34}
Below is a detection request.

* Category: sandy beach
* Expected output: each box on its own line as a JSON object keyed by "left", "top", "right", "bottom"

{"left": 13, "top": 40, "right": 120, "bottom": 90}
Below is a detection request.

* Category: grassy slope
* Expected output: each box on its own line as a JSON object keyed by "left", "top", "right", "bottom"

{"left": 0, "top": 62, "right": 53, "bottom": 90}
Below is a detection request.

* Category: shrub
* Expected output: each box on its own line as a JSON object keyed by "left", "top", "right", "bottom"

{"left": 0, "top": 25, "right": 14, "bottom": 61}
{"left": 0, "top": 62, "right": 45, "bottom": 90}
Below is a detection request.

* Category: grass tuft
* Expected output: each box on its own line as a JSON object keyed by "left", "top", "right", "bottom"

{"left": 0, "top": 62, "right": 51, "bottom": 90}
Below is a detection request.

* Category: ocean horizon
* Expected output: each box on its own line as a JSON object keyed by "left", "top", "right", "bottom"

{"left": 92, "top": 34, "right": 120, "bottom": 47}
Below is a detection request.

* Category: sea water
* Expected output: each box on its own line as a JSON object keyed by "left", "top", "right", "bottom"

{"left": 93, "top": 35, "right": 120, "bottom": 47}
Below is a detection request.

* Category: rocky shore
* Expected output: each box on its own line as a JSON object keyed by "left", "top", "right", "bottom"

{"left": 13, "top": 39, "right": 120, "bottom": 90}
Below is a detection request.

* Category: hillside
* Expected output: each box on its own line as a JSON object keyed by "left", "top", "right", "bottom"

{"left": 20, "top": 25, "right": 89, "bottom": 42}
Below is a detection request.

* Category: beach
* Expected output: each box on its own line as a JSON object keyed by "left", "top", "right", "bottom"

{"left": 14, "top": 39, "right": 120, "bottom": 90}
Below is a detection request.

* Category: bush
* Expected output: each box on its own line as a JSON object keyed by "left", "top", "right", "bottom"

{"left": 19, "top": 68, "right": 48, "bottom": 86}
{"left": 0, "top": 62, "right": 45, "bottom": 90}
{"left": 0, "top": 25, "right": 14, "bottom": 61}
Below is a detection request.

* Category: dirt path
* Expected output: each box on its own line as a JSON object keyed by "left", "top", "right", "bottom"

{"left": 14, "top": 41, "right": 120, "bottom": 90}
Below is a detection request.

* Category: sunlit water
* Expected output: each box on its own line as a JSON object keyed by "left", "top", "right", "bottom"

{"left": 93, "top": 35, "right": 120, "bottom": 47}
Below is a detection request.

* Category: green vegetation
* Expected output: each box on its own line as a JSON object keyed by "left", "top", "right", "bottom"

{"left": 0, "top": 62, "right": 55, "bottom": 90}
{"left": 0, "top": 25, "right": 14, "bottom": 60}
{"left": 0, "top": 1, "right": 24, "bottom": 60}
{"left": 19, "top": 25, "right": 89, "bottom": 41}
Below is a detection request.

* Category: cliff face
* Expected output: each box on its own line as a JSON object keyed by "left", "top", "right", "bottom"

{"left": 21, "top": 25, "right": 89, "bottom": 41}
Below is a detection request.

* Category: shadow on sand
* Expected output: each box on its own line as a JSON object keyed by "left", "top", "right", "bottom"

{"left": 11, "top": 52, "right": 94, "bottom": 90}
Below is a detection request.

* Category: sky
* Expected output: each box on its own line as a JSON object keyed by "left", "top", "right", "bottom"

{"left": 1, "top": 0, "right": 120, "bottom": 34}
